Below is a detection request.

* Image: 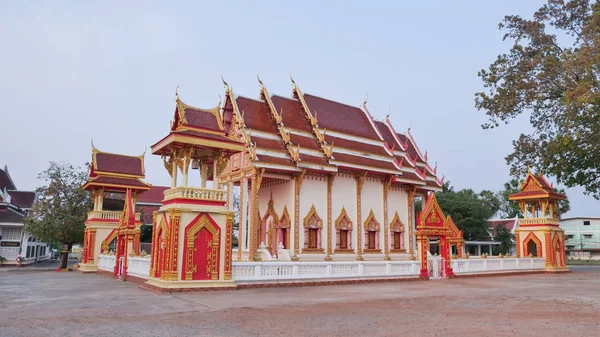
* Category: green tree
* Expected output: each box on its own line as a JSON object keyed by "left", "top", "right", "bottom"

{"left": 497, "top": 178, "right": 572, "bottom": 218}
{"left": 494, "top": 224, "right": 515, "bottom": 255}
{"left": 476, "top": 0, "right": 600, "bottom": 199}
{"left": 435, "top": 182, "right": 500, "bottom": 240}
{"left": 24, "top": 162, "right": 92, "bottom": 269}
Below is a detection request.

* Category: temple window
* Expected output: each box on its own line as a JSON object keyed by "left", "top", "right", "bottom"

{"left": 303, "top": 205, "right": 323, "bottom": 251}
{"left": 389, "top": 212, "right": 405, "bottom": 252}
{"left": 335, "top": 207, "right": 353, "bottom": 252}
{"left": 363, "top": 210, "right": 380, "bottom": 252}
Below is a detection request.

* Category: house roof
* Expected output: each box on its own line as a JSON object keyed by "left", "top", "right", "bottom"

{"left": 489, "top": 218, "right": 517, "bottom": 235}
{"left": 0, "top": 166, "right": 16, "bottom": 191}
{"left": 7, "top": 191, "right": 36, "bottom": 209}
{"left": 138, "top": 186, "right": 169, "bottom": 204}
{"left": 0, "top": 207, "right": 24, "bottom": 224}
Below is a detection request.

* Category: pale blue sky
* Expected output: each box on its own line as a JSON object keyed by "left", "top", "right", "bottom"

{"left": 1, "top": 0, "right": 597, "bottom": 217}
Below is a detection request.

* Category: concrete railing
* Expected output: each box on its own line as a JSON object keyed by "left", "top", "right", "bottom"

{"left": 519, "top": 217, "right": 559, "bottom": 225}
{"left": 127, "top": 256, "right": 151, "bottom": 279}
{"left": 98, "top": 254, "right": 116, "bottom": 272}
{"left": 87, "top": 210, "right": 141, "bottom": 221}
{"left": 163, "top": 187, "right": 226, "bottom": 203}
{"left": 231, "top": 260, "right": 421, "bottom": 281}
{"left": 450, "top": 258, "right": 546, "bottom": 274}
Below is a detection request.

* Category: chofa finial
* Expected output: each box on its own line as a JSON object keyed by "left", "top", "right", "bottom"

{"left": 289, "top": 73, "right": 296, "bottom": 85}
{"left": 363, "top": 94, "right": 368, "bottom": 106}
{"left": 221, "top": 70, "right": 229, "bottom": 89}
{"left": 217, "top": 95, "right": 222, "bottom": 108}
{"left": 91, "top": 139, "right": 97, "bottom": 150}
{"left": 175, "top": 86, "right": 179, "bottom": 99}
{"left": 257, "top": 72, "right": 264, "bottom": 87}
{"left": 386, "top": 108, "right": 391, "bottom": 119}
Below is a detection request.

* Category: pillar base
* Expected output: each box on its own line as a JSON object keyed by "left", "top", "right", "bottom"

{"left": 544, "top": 266, "right": 571, "bottom": 273}
{"left": 146, "top": 277, "right": 237, "bottom": 290}
{"left": 78, "top": 263, "right": 98, "bottom": 273}
{"left": 291, "top": 255, "right": 299, "bottom": 261}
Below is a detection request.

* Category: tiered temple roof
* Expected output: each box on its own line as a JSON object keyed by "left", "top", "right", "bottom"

{"left": 83, "top": 145, "right": 151, "bottom": 192}
{"left": 181, "top": 76, "right": 444, "bottom": 191}
{"left": 509, "top": 170, "right": 566, "bottom": 201}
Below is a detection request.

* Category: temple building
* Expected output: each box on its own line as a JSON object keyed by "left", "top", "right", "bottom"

{"left": 155, "top": 76, "right": 445, "bottom": 264}
{"left": 0, "top": 166, "right": 51, "bottom": 265}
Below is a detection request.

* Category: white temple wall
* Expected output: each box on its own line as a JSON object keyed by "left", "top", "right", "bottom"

{"left": 361, "top": 178, "right": 384, "bottom": 251}
{"left": 299, "top": 175, "right": 327, "bottom": 251}
{"left": 389, "top": 187, "right": 409, "bottom": 251}
{"left": 257, "top": 180, "right": 294, "bottom": 247}
{"left": 331, "top": 174, "right": 357, "bottom": 251}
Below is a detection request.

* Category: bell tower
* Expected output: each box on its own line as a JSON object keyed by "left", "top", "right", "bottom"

{"left": 509, "top": 170, "right": 569, "bottom": 272}
{"left": 145, "top": 90, "right": 245, "bottom": 290}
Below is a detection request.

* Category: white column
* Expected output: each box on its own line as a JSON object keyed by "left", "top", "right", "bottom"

{"left": 227, "top": 180, "right": 234, "bottom": 211}
{"left": 171, "top": 159, "right": 178, "bottom": 187}
{"left": 201, "top": 164, "right": 208, "bottom": 188}
{"left": 213, "top": 159, "right": 219, "bottom": 189}
{"left": 478, "top": 245, "right": 482, "bottom": 256}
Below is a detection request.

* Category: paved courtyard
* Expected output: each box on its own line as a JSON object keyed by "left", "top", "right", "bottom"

{"left": 1, "top": 267, "right": 599, "bottom": 337}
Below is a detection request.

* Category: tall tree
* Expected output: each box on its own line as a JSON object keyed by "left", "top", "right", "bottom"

{"left": 494, "top": 224, "right": 515, "bottom": 255}
{"left": 476, "top": 0, "right": 600, "bottom": 198}
{"left": 24, "top": 162, "right": 92, "bottom": 269}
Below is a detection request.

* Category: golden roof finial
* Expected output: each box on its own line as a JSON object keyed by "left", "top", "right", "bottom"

{"left": 221, "top": 71, "right": 230, "bottom": 91}
{"left": 175, "top": 86, "right": 179, "bottom": 100}
{"left": 91, "top": 139, "right": 97, "bottom": 151}
{"left": 289, "top": 73, "right": 296, "bottom": 85}
{"left": 363, "top": 94, "right": 368, "bottom": 106}
{"left": 217, "top": 95, "right": 222, "bottom": 109}
{"left": 257, "top": 72, "right": 264, "bottom": 88}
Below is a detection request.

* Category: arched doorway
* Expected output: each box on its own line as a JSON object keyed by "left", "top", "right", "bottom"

{"left": 183, "top": 214, "right": 220, "bottom": 281}
{"left": 523, "top": 232, "right": 542, "bottom": 258}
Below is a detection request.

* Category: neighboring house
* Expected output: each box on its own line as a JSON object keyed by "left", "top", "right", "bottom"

{"left": 462, "top": 218, "right": 518, "bottom": 256}
{"left": 0, "top": 165, "right": 51, "bottom": 265}
{"left": 560, "top": 217, "right": 600, "bottom": 256}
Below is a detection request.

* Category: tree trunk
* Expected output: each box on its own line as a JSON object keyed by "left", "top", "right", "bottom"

{"left": 59, "top": 242, "right": 73, "bottom": 270}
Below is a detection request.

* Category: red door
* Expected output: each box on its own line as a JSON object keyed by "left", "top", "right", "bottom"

{"left": 193, "top": 228, "right": 218, "bottom": 280}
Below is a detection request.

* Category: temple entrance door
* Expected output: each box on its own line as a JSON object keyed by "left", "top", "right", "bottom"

{"left": 527, "top": 240, "right": 538, "bottom": 257}
{"left": 192, "top": 228, "right": 217, "bottom": 280}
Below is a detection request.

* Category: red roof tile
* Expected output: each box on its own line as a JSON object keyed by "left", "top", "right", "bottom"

{"left": 489, "top": 219, "right": 517, "bottom": 233}
{"left": 95, "top": 153, "right": 143, "bottom": 176}
{"left": 85, "top": 176, "right": 150, "bottom": 190}
{"left": 303, "top": 94, "right": 380, "bottom": 139}
{"left": 271, "top": 95, "right": 313, "bottom": 133}
{"left": 182, "top": 106, "right": 220, "bottom": 131}
{"left": 252, "top": 137, "right": 287, "bottom": 151}
{"left": 0, "top": 168, "right": 16, "bottom": 190}
{"left": 8, "top": 191, "right": 36, "bottom": 209}
{"left": 236, "top": 97, "right": 278, "bottom": 133}
{"left": 255, "top": 155, "right": 295, "bottom": 168}
{"left": 290, "top": 134, "right": 321, "bottom": 150}
{"left": 176, "top": 129, "right": 237, "bottom": 143}
{"left": 135, "top": 205, "right": 161, "bottom": 225}
{"left": 325, "top": 135, "right": 389, "bottom": 156}
{"left": 0, "top": 207, "right": 24, "bottom": 223}
{"left": 138, "top": 186, "right": 169, "bottom": 204}
{"left": 331, "top": 153, "right": 399, "bottom": 172}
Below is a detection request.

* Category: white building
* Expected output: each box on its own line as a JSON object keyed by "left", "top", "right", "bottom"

{"left": 0, "top": 166, "right": 51, "bottom": 265}
{"left": 561, "top": 217, "right": 600, "bottom": 256}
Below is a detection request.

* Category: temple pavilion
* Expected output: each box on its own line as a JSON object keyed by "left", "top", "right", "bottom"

{"left": 168, "top": 76, "right": 446, "bottom": 262}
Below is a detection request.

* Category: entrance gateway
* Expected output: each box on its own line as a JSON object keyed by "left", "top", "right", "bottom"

{"left": 416, "top": 193, "right": 465, "bottom": 279}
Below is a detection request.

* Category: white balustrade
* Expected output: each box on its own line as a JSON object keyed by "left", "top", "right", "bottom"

{"left": 450, "top": 258, "right": 546, "bottom": 274}
{"left": 97, "top": 254, "right": 116, "bottom": 272}
{"left": 163, "top": 187, "right": 226, "bottom": 203}
{"left": 87, "top": 211, "right": 141, "bottom": 221}
{"left": 231, "top": 260, "right": 421, "bottom": 281}
{"left": 127, "top": 256, "right": 151, "bottom": 279}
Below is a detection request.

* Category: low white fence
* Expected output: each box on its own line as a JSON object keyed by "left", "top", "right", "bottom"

{"left": 94, "top": 255, "right": 548, "bottom": 282}
{"left": 450, "top": 258, "right": 545, "bottom": 274}
{"left": 98, "top": 255, "right": 115, "bottom": 272}
{"left": 232, "top": 260, "right": 420, "bottom": 282}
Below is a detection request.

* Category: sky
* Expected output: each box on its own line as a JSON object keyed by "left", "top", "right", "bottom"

{"left": 1, "top": 0, "right": 598, "bottom": 217}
